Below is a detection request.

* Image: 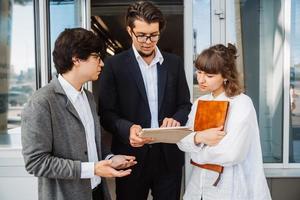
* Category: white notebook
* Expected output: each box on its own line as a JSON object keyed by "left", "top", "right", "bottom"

{"left": 139, "top": 126, "right": 192, "bottom": 144}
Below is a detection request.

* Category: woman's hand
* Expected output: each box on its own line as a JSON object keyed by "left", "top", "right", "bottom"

{"left": 194, "top": 126, "right": 225, "bottom": 146}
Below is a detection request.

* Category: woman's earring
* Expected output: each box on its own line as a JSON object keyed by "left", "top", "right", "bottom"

{"left": 223, "top": 79, "right": 228, "bottom": 85}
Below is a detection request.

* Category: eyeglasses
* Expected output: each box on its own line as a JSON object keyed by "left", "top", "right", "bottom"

{"left": 89, "top": 52, "right": 104, "bottom": 68}
{"left": 131, "top": 30, "right": 160, "bottom": 43}
{"left": 90, "top": 52, "right": 102, "bottom": 59}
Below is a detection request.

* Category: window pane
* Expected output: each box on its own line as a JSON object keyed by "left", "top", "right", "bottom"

{"left": 290, "top": 0, "right": 300, "bottom": 163}
{"left": 49, "top": 0, "right": 82, "bottom": 77}
{"left": 192, "top": 0, "right": 211, "bottom": 101}
{"left": 229, "top": 0, "right": 283, "bottom": 163}
{"left": 258, "top": 0, "right": 284, "bottom": 163}
{"left": 0, "top": 1, "right": 36, "bottom": 137}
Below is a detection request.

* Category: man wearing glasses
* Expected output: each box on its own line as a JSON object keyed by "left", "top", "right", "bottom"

{"left": 99, "top": 1, "right": 191, "bottom": 200}
{"left": 21, "top": 28, "right": 137, "bottom": 200}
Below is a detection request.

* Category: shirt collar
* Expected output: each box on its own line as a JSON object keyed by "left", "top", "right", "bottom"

{"left": 209, "top": 92, "right": 227, "bottom": 100}
{"left": 132, "top": 44, "right": 164, "bottom": 66}
{"left": 58, "top": 74, "right": 84, "bottom": 103}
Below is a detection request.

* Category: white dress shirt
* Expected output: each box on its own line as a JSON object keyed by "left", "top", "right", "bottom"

{"left": 132, "top": 45, "right": 164, "bottom": 128}
{"left": 58, "top": 75, "right": 101, "bottom": 189}
{"left": 177, "top": 92, "right": 271, "bottom": 200}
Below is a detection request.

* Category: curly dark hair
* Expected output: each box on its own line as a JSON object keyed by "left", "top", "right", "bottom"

{"left": 195, "top": 43, "right": 243, "bottom": 97}
{"left": 125, "top": 1, "right": 166, "bottom": 32}
{"left": 52, "top": 28, "right": 102, "bottom": 74}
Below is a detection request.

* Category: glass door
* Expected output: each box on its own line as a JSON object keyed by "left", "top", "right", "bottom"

{"left": 289, "top": 0, "right": 300, "bottom": 164}
{"left": 191, "top": 0, "right": 212, "bottom": 101}
{"left": 225, "top": 0, "right": 285, "bottom": 164}
{"left": 46, "top": 0, "right": 88, "bottom": 79}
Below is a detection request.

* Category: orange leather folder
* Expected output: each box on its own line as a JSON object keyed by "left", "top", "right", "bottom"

{"left": 194, "top": 100, "right": 229, "bottom": 131}
{"left": 191, "top": 100, "right": 229, "bottom": 186}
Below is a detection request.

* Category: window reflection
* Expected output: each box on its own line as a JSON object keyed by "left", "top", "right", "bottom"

{"left": 0, "top": 0, "right": 36, "bottom": 133}
{"left": 49, "top": 0, "right": 82, "bottom": 78}
{"left": 289, "top": 0, "right": 300, "bottom": 163}
{"left": 226, "top": 0, "right": 284, "bottom": 163}
{"left": 192, "top": 0, "right": 211, "bottom": 101}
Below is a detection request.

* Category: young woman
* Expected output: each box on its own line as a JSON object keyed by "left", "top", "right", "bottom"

{"left": 177, "top": 44, "right": 271, "bottom": 200}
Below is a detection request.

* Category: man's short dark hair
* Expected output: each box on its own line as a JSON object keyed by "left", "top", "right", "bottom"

{"left": 126, "top": 1, "right": 166, "bottom": 32}
{"left": 52, "top": 28, "right": 102, "bottom": 74}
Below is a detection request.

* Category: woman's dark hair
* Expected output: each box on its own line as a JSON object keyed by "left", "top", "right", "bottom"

{"left": 52, "top": 28, "right": 102, "bottom": 74}
{"left": 195, "top": 43, "right": 243, "bottom": 97}
{"left": 126, "top": 1, "right": 166, "bottom": 32}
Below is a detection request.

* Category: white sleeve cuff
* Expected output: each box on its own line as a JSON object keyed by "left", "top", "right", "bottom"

{"left": 177, "top": 132, "right": 205, "bottom": 153}
{"left": 80, "top": 162, "right": 95, "bottom": 179}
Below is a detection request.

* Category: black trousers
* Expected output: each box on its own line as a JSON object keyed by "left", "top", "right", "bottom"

{"left": 115, "top": 144, "right": 182, "bottom": 200}
{"left": 92, "top": 184, "right": 104, "bottom": 200}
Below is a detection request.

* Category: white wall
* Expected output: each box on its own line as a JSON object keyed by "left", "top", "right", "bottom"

{"left": 0, "top": 144, "right": 37, "bottom": 200}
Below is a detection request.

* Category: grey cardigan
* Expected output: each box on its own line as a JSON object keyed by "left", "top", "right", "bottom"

{"left": 21, "top": 77, "right": 111, "bottom": 200}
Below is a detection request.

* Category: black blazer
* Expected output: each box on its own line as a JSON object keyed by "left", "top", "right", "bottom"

{"left": 98, "top": 48, "right": 191, "bottom": 172}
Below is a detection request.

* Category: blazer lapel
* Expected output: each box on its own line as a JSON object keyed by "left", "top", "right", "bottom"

{"left": 65, "top": 100, "right": 81, "bottom": 122}
{"left": 157, "top": 62, "right": 167, "bottom": 112}
{"left": 51, "top": 77, "right": 82, "bottom": 122}
{"left": 127, "top": 49, "right": 149, "bottom": 104}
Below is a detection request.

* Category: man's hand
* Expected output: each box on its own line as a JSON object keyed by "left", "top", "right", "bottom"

{"left": 129, "top": 124, "right": 153, "bottom": 147}
{"left": 194, "top": 126, "right": 225, "bottom": 146}
{"left": 160, "top": 117, "right": 180, "bottom": 127}
{"left": 94, "top": 160, "right": 132, "bottom": 178}
{"left": 110, "top": 155, "right": 137, "bottom": 169}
